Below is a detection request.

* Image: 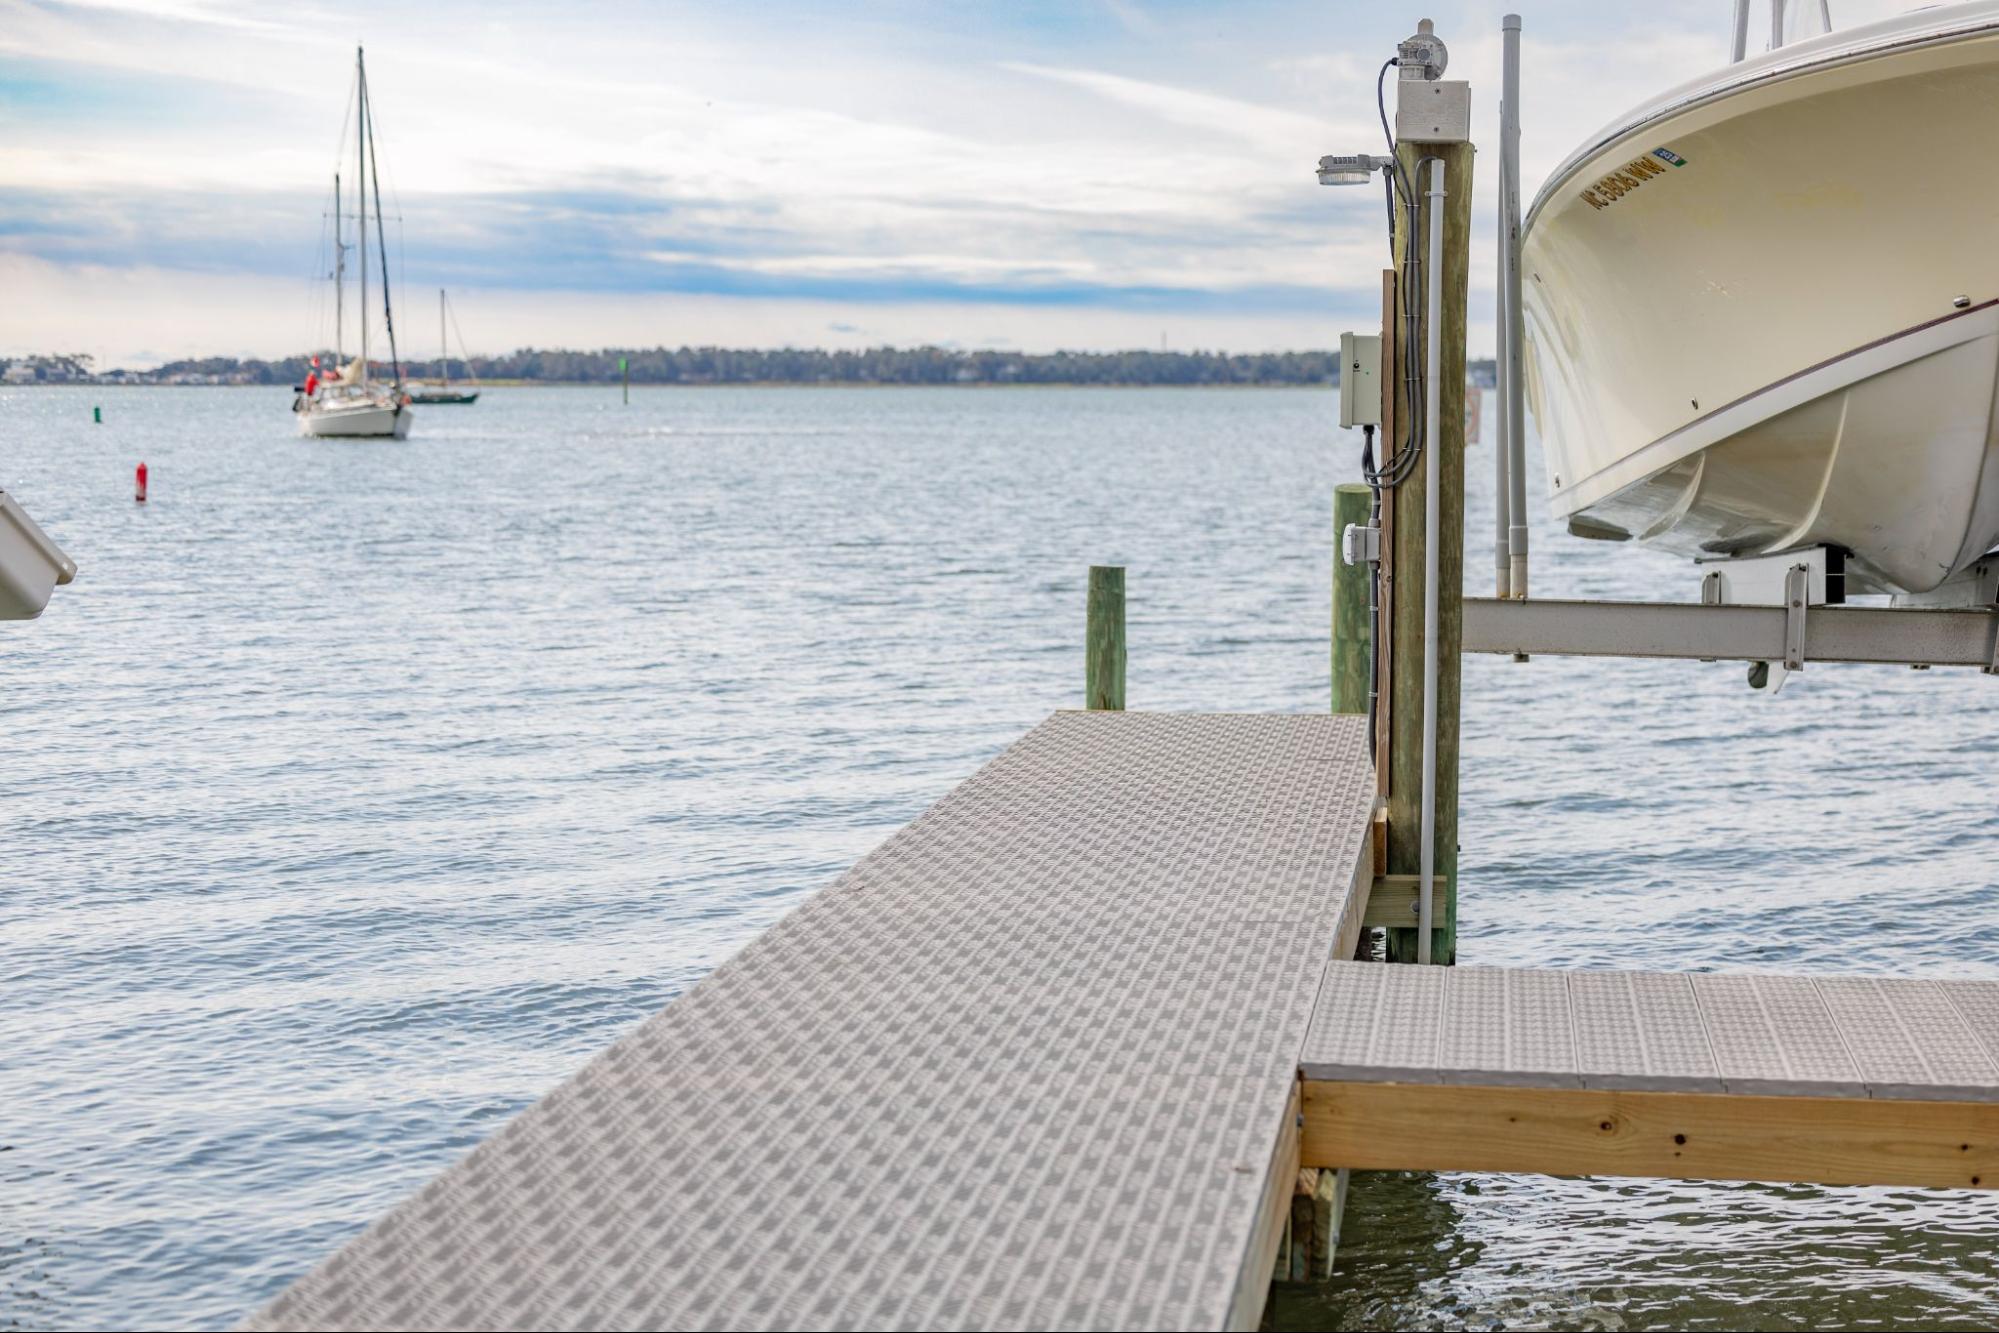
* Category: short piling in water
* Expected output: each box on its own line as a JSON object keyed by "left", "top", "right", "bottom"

{"left": 93, "top": 405, "right": 102, "bottom": 424}
{"left": 134, "top": 461, "right": 148, "bottom": 503}
{"left": 1086, "top": 564, "right": 1126, "bottom": 710}
{"left": 1333, "top": 483, "right": 1373, "bottom": 716}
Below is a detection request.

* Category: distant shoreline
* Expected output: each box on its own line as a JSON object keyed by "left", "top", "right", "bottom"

{"left": 7, "top": 379, "right": 1352, "bottom": 390}
{"left": 4, "top": 348, "right": 1498, "bottom": 390}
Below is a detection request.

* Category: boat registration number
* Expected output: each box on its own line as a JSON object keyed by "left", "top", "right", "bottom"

{"left": 1580, "top": 147, "right": 1686, "bottom": 211}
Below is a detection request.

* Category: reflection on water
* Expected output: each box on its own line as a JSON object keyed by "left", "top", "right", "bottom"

{"left": 2, "top": 385, "right": 1995, "bottom": 1330}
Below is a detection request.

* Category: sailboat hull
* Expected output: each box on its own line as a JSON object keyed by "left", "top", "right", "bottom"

{"left": 296, "top": 398, "right": 413, "bottom": 438}
{"left": 1521, "top": 2, "right": 1999, "bottom": 593}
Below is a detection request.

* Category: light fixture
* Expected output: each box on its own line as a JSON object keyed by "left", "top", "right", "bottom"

{"left": 1317, "top": 153, "right": 1393, "bottom": 187}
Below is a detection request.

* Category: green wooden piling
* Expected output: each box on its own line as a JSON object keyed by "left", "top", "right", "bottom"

{"left": 620, "top": 356, "right": 630, "bottom": 405}
{"left": 1333, "top": 483, "right": 1373, "bottom": 715}
{"left": 1086, "top": 565, "right": 1126, "bottom": 711}
{"left": 1384, "top": 140, "right": 1472, "bottom": 966}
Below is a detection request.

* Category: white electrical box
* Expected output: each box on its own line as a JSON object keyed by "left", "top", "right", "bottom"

{"left": 1338, "top": 332, "right": 1382, "bottom": 429}
{"left": 1395, "top": 79, "right": 1471, "bottom": 144}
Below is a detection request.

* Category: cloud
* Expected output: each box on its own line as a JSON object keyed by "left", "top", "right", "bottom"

{"left": 6, "top": 0, "right": 1932, "bottom": 361}
{"left": 999, "top": 61, "right": 1336, "bottom": 146}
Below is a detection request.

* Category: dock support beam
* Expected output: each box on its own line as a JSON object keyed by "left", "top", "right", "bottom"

{"left": 1086, "top": 564, "right": 1126, "bottom": 710}
{"left": 1332, "top": 484, "right": 1373, "bottom": 715}
{"left": 1385, "top": 139, "right": 1471, "bottom": 966}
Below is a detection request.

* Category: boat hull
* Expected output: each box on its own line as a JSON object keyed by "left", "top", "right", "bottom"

{"left": 296, "top": 397, "right": 413, "bottom": 439}
{"left": 1521, "top": 3, "right": 1999, "bottom": 593}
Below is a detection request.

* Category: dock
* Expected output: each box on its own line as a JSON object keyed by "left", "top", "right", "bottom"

{"left": 1303, "top": 963, "right": 1999, "bottom": 1189}
{"left": 243, "top": 713, "right": 1999, "bottom": 1330}
{"left": 246, "top": 711, "right": 1380, "bottom": 1332}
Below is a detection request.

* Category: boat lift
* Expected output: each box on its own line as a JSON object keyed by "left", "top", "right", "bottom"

{"left": 1340, "top": 12, "right": 1999, "bottom": 688}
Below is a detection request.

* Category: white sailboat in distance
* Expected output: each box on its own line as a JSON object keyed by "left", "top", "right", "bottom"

{"left": 295, "top": 46, "right": 412, "bottom": 440}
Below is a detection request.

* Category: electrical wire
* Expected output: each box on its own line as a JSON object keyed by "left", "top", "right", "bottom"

{"left": 1359, "top": 57, "right": 1431, "bottom": 497}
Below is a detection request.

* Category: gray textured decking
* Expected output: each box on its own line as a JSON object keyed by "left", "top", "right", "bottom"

{"left": 245, "top": 711, "right": 1377, "bottom": 1333}
{"left": 1304, "top": 962, "right": 1999, "bottom": 1101}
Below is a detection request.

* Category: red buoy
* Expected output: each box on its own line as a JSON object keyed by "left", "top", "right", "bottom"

{"left": 135, "top": 461, "right": 148, "bottom": 503}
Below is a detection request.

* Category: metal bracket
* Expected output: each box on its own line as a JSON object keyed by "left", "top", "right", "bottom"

{"left": 1462, "top": 597, "right": 1999, "bottom": 670}
{"left": 1783, "top": 563, "right": 1809, "bottom": 672}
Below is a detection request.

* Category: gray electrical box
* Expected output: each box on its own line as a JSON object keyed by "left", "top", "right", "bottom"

{"left": 1338, "top": 332, "right": 1382, "bottom": 429}
{"left": 1396, "top": 79, "right": 1471, "bottom": 144}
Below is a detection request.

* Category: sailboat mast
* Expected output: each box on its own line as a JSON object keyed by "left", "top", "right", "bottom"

{"left": 356, "top": 47, "right": 368, "bottom": 387}
{"left": 364, "top": 66, "right": 402, "bottom": 387}
{"left": 333, "top": 172, "right": 344, "bottom": 364}
{"left": 440, "top": 288, "right": 447, "bottom": 384}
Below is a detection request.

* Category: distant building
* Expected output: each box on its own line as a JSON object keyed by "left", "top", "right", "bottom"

{"left": 2, "top": 364, "right": 37, "bottom": 385}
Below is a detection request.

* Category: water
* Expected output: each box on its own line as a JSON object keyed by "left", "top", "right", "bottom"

{"left": 1, "top": 385, "right": 1994, "bottom": 1331}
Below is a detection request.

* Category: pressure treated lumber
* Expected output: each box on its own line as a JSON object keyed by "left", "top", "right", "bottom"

{"left": 1300, "top": 1082, "right": 1999, "bottom": 1189}
{"left": 1385, "top": 141, "right": 1472, "bottom": 964}
{"left": 1332, "top": 484, "right": 1373, "bottom": 714}
{"left": 1085, "top": 564, "right": 1126, "bottom": 710}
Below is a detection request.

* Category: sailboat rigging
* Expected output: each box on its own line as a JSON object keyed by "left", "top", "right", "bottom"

{"left": 293, "top": 46, "right": 413, "bottom": 439}
{"left": 408, "top": 289, "right": 481, "bottom": 404}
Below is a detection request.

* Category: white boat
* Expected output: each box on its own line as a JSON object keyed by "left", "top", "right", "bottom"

{"left": 295, "top": 46, "right": 413, "bottom": 441}
{"left": 1521, "top": 1, "right": 1999, "bottom": 595}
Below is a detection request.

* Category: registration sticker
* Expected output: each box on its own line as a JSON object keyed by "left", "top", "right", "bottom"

{"left": 1579, "top": 148, "right": 1687, "bottom": 210}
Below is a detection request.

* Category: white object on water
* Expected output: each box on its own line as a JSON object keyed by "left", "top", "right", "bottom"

{"left": 1522, "top": 1, "right": 1999, "bottom": 594}
{"left": 0, "top": 490, "right": 76, "bottom": 620}
{"left": 295, "top": 46, "right": 412, "bottom": 441}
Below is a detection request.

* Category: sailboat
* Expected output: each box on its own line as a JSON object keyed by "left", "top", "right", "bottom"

{"left": 408, "top": 289, "right": 480, "bottom": 405}
{"left": 1521, "top": 0, "right": 1999, "bottom": 595}
{"left": 294, "top": 46, "right": 412, "bottom": 440}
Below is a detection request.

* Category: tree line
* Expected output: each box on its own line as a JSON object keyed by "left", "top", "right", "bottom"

{"left": 144, "top": 346, "right": 1344, "bottom": 386}
{"left": 19, "top": 346, "right": 1498, "bottom": 387}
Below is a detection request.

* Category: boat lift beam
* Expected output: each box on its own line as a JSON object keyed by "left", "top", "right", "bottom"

{"left": 1464, "top": 597, "right": 1999, "bottom": 672}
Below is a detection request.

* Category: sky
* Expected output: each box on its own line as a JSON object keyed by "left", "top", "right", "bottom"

{"left": 0, "top": 0, "right": 1918, "bottom": 366}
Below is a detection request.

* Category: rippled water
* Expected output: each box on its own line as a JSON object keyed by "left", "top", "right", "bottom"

{"left": 2, "top": 385, "right": 1994, "bottom": 1331}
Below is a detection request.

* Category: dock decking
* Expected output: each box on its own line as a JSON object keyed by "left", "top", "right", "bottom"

{"left": 1302, "top": 962, "right": 1999, "bottom": 1189}
{"left": 245, "top": 711, "right": 1379, "bottom": 1332}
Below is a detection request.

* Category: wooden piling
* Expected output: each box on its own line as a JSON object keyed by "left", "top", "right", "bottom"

{"left": 1086, "top": 565, "right": 1126, "bottom": 711}
{"left": 1384, "top": 141, "right": 1472, "bottom": 966}
{"left": 1332, "top": 484, "right": 1373, "bottom": 715}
